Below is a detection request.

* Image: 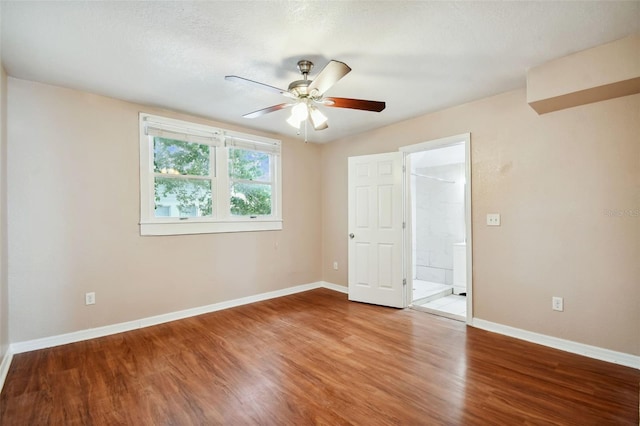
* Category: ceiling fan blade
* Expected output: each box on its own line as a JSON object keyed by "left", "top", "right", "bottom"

{"left": 323, "top": 97, "right": 386, "bottom": 112}
{"left": 243, "top": 103, "right": 293, "bottom": 118}
{"left": 307, "top": 60, "right": 352, "bottom": 96}
{"left": 225, "top": 75, "right": 295, "bottom": 98}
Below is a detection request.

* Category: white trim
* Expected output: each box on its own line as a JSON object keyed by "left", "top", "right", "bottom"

{"left": 225, "top": 133, "right": 281, "bottom": 155}
{"left": 410, "top": 304, "right": 465, "bottom": 322}
{"left": 224, "top": 129, "right": 282, "bottom": 151}
{"left": 399, "top": 133, "right": 471, "bottom": 154}
{"left": 0, "top": 348, "right": 14, "bottom": 394}
{"left": 9, "top": 281, "right": 343, "bottom": 354}
{"left": 142, "top": 114, "right": 225, "bottom": 138}
{"left": 399, "top": 133, "right": 473, "bottom": 323}
{"left": 138, "top": 112, "right": 283, "bottom": 236}
{"left": 472, "top": 318, "right": 640, "bottom": 370}
{"left": 320, "top": 281, "right": 348, "bottom": 294}
{"left": 463, "top": 135, "right": 473, "bottom": 323}
{"left": 140, "top": 220, "right": 283, "bottom": 236}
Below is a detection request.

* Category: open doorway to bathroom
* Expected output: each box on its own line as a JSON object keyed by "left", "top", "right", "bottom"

{"left": 402, "top": 134, "right": 472, "bottom": 322}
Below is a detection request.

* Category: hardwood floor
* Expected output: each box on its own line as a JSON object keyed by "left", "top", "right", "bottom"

{"left": 1, "top": 288, "right": 638, "bottom": 425}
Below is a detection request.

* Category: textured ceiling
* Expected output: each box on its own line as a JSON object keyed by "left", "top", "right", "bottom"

{"left": 2, "top": 1, "right": 639, "bottom": 143}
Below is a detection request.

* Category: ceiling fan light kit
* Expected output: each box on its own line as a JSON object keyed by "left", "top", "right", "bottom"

{"left": 309, "top": 107, "right": 328, "bottom": 127}
{"left": 225, "top": 59, "right": 386, "bottom": 140}
{"left": 291, "top": 102, "right": 309, "bottom": 122}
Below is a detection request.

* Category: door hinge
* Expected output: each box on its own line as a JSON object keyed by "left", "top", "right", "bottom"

{"left": 402, "top": 165, "right": 406, "bottom": 172}
{"left": 403, "top": 278, "right": 407, "bottom": 286}
{"left": 402, "top": 221, "right": 406, "bottom": 229}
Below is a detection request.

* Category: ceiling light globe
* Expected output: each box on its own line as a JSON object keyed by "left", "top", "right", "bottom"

{"left": 310, "top": 107, "right": 328, "bottom": 126}
{"left": 291, "top": 102, "right": 309, "bottom": 121}
{"left": 286, "top": 114, "right": 301, "bottom": 128}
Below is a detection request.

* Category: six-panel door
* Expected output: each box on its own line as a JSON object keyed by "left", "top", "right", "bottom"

{"left": 348, "top": 152, "right": 405, "bottom": 308}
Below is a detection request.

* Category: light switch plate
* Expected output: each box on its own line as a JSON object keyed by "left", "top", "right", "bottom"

{"left": 487, "top": 213, "right": 501, "bottom": 226}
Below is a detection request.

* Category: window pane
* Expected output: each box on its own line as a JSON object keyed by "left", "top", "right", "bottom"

{"left": 155, "top": 205, "right": 171, "bottom": 217}
{"left": 229, "top": 148, "right": 270, "bottom": 182}
{"left": 155, "top": 177, "right": 212, "bottom": 217}
{"left": 154, "top": 137, "right": 211, "bottom": 177}
{"left": 230, "top": 183, "right": 272, "bottom": 216}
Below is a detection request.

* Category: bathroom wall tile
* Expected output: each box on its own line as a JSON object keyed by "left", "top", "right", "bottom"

{"left": 430, "top": 248, "right": 453, "bottom": 269}
{"left": 423, "top": 236, "right": 444, "bottom": 252}
{"left": 415, "top": 249, "right": 429, "bottom": 267}
{"left": 416, "top": 266, "right": 446, "bottom": 284}
{"left": 414, "top": 162, "right": 465, "bottom": 287}
{"left": 445, "top": 269, "right": 454, "bottom": 285}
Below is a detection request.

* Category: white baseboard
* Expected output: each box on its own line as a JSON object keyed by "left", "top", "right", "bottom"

{"left": 11, "top": 281, "right": 344, "bottom": 355}
{"left": 472, "top": 318, "right": 640, "bottom": 370}
{"left": 319, "top": 281, "right": 348, "bottom": 294}
{"left": 0, "top": 347, "right": 14, "bottom": 394}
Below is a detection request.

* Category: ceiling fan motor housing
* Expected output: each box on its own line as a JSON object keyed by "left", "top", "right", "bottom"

{"left": 288, "top": 80, "right": 310, "bottom": 97}
{"left": 289, "top": 60, "right": 315, "bottom": 97}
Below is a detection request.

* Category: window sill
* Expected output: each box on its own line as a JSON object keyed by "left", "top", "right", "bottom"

{"left": 140, "top": 220, "right": 283, "bottom": 236}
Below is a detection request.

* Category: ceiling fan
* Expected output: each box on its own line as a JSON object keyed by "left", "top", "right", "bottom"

{"left": 225, "top": 60, "right": 386, "bottom": 132}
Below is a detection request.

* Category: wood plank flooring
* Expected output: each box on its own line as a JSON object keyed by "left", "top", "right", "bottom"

{"left": 1, "top": 288, "right": 638, "bottom": 425}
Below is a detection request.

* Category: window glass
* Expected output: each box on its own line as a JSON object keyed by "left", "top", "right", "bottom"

{"left": 154, "top": 137, "right": 211, "bottom": 177}
{"left": 154, "top": 177, "right": 212, "bottom": 218}
{"left": 230, "top": 182, "right": 272, "bottom": 216}
{"left": 229, "top": 148, "right": 273, "bottom": 216}
{"left": 229, "top": 148, "right": 270, "bottom": 182}
{"left": 155, "top": 205, "right": 171, "bottom": 217}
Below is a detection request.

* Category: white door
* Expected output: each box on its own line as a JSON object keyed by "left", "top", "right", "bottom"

{"left": 348, "top": 152, "right": 405, "bottom": 308}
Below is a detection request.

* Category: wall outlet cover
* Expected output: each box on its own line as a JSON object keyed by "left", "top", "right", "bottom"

{"left": 487, "top": 213, "right": 501, "bottom": 226}
{"left": 85, "top": 292, "right": 96, "bottom": 305}
{"left": 552, "top": 296, "right": 563, "bottom": 311}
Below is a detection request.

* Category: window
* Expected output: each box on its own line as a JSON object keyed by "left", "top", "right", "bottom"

{"left": 153, "top": 137, "right": 213, "bottom": 218}
{"left": 139, "top": 113, "right": 282, "bottom": 235}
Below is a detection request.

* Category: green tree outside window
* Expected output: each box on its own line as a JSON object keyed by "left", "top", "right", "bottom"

{"left": 153, "top": 138, "right": 272, "bottom": 217}
{"left": 154, "top": 137, "right": 212, "bottom": 217}
{"left": 229, "top": 148, "right": 272, "bottom": 216}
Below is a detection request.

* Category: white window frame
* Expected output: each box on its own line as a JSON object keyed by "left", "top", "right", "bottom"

{"left": 139, "top": 113, "right": 282, "bottom": 235}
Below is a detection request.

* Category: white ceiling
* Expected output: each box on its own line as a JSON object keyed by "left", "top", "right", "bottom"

{"left": 2, "top": 1, "right": 639, "bottom": 143}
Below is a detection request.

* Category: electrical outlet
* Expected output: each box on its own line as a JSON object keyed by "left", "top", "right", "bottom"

{"left": 85, "top": 292, "right": 96, "bottom": 305}
{"left": 552, "top": 296, "right": 563, "bottom": 312}
{"left": 487, "top": 213, "right": 501, "bottom": 226}
{"left": 333, "top": 261, "right": 338, "bottom": 270}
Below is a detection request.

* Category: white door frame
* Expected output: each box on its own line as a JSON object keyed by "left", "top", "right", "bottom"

{"left": 399, "top": 133, "right": 473, "bottom": 324}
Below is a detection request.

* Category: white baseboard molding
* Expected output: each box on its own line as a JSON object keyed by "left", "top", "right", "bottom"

{"left": 11, "top": 281, "right": 345, "bottom": 355}
{"left": 472, "top": 318, "right": 640, "bottom": 370}
{"left": 0, "top": 348, "right": 14, "bottom": 393}
{"left": 320, "top": 281, "right": 348, "bottom": 294}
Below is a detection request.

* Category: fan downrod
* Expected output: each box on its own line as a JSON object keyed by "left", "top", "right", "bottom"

{"left": 289, "top": 60, "right": 314, "bottom": 97}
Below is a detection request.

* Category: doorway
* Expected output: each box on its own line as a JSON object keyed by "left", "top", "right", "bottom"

{"left": 401, "top": 134, "right": 472, "bottom": 323}
{"left": 346, "top": 134, "right": 472, "bottom": 323}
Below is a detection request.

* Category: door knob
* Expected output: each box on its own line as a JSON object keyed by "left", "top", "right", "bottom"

{"left": 349, "top": 233, "right": 355, "bottom": 239}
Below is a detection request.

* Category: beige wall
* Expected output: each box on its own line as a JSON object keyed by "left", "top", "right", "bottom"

{"left": 4, "top": 57, "right": 639, "bottom": 358}
{"left": 321, "top": 89, "right": 639, "bottom": 356}
{"left": 527, "top": 34, "right": 640, "bottom": 114}
{"left": 7, "top": 78, "right": 322, "bottom": 343}
{"left": 0, "top": 63, "right": 8, "bottom": 359}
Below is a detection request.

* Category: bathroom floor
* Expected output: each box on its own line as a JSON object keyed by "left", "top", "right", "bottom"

{"left": 412, "top": 279, "right": 466, "bottom": 321}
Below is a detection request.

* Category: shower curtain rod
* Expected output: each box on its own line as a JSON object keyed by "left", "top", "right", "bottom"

{"left": 411, "top": 172, "right": 456, "bottom": 184}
